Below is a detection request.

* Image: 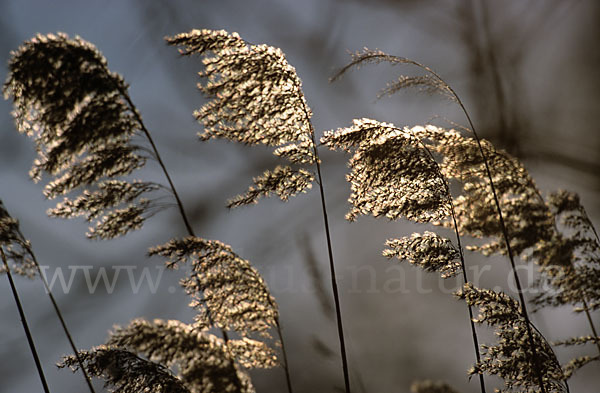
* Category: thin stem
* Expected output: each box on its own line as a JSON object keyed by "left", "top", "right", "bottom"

{"left": 582, "top": 299, "right": 600, "bottom": 355}
{"left": 117, "top": 88, "right": 239, "bottom": 348}
{"left": 437, "top": 72, "right": 548, "bottom": 393}
{"left": 531, "top": 189, "right": 600, "bottom": 359}
{"left": 484, "top": 149, "right": 597, "bottom": 371}
{"left": 119, "top": 90, "right": 195, "bottom": 238}
{"left": 294, "top": 79, "right": 350, "bottom": 392}
{"left": 452, "top": 217, "right": 487, "bottom": 393}
{"left": 583, "top": 213, "right": 600, "bottom": 356}
{"left": 260, "top": 277, "right": 293, "bottom": 393}
{"left": 39, "top": 283, "right": 96, "bottom": 393}
{"left": 334, "top": 51, "right": 556, "bottom": 392}
{"left": 586, "top": 212, "right": 600, "bottom": 246}
{"left": 573, "top": 207, "right": 600, "bottom": 356}
{"left": 122, "top": 81, "right": 298, "bottom": 393}
{"left": 18, "top": 231, "right": 96, "bottom": 393}
{"left": 275, "top": 318, "right": 293, "bottom": 393}
{"left": 309, "top": 129, "right": 351, "bottom": 393}
{"left": 421, "top": 143, "right": 486, "bottom": 393}
{"left": 528, "top": 321, "right": 571, "bottom": 393}
{"left": 2, "top": 247, "right": 50, "bottom": 393}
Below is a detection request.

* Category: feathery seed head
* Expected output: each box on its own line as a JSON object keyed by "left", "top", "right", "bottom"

{"left": 107, "top": 318, "right": 263, "bottom": 392}
{"left": 167, "top": 29, "right": 315, "bottom": 162}
{"left": 457, "top": 284, "right": 566, "bottom": 392}
{"left": 322, "top": 118, "right": 451, "bottom": 222}
{"left": 384, "top": 231, "right": 461, "bottom": 278}
{"left": 5, "top": 33, "right": 164, "bottom": 239}
{"left": 149, "top": 237, "right": 279, "bottom": 338}
{"left": 167, "top": 29, "right": 317, "bottom": 208}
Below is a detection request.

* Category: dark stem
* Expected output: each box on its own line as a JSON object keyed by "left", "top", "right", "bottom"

{"left": 492, "top": 152, "right": 597, "bottom": 370}
{"left": 262, "top": 277, "right": 294, "bottom": 393}
{"left": 583, "top": 212, "right": 600, "bottom": 356}
{"left": 453, "top": 216, "right": 487, "bottom": 393}
{"left": 575, "top": 205, "right": 600, "bottom": 356}
{"left": 275, "top": 318, "right": 294, "bottom": 393}
{"left": 18, "top": 232, "right": 96, "bottom": 393}
{"left": 528, "top": 321, "right": 571, "bottom": 393}
{"left": 334, "top": 50, "right": 557, "bottom": 393}
{"left": 40, "top": 283, "right": 96, "bottom": 393}
{"left": 533, "top": 189, "right": 600, "bottom": 359}
{"left": 440, "top": 75, "right": 548, "bottom": 393}
{"left": 293, "top": 76, "right": 350, "bottom": 392}
{"left": 310, "top": 129, "right": 351, "bottom": 393}
{"left": 421, "top": 143, "right": 487, "bottom": 393}
{"left": 585, "top": 210, "right": 600, "bottom": 246}
{"left": 2, "top": 247, "right": 50, "bottom": 393}
{"left": 120, "top": 90, "right": 195, "bottom": 237}
{"left": 582, "top": 299, "right": 600, "bottom": 356}
{"left": 122, "top": 80, "right": 296, "bottom": 393}
{"left": 118, "top": 88, "right": 233, "bottom": 345}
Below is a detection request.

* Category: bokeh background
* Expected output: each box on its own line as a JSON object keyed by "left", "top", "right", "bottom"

{"left": 1, "top": 1, "right": 599, "bottom": 392}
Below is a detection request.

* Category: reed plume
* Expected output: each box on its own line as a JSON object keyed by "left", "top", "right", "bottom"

{"left": 5, "top": 32, "right": 287, "bottom": 392}
{"left": 5, "top": 25, "right": 599, "bottom": 393}
{"left": 4, "top": 33, "right": 162, "bottom": 240}
{"left": 457, "top": 284, "right": 566, "bottom": 392}
{"left": 327, "top": 48, "right": 581, "bottom": 391}
{"left": 60, "top": 347, "right": 191, "bottom": 393}
{"left": 167, "top": 28, "right": 351, "bottom": 393}
{"left": 322, "top": 119, "right": 486, "bottom": 392}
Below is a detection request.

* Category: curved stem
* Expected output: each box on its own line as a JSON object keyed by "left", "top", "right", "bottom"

{"left": 294, "top": 89, "right": 351, "bottom": 392}
{"left": 421, "top": 142, "right": 487, "bottom": 393}
{"left": 293, "top": 79, "right": 350, "bottom": 391}
{"left": 452, "top": 216, "right": 487, "bottom": 393}
{"left": 311, "top": 135, "right": 351, "bottom": 393}
{"left": 531, "top": 189, "right": 600, "bottom": 359}
{"left": 39, "top": 281, "right": 96, "bottom": 393}
{"left": 579, "top": 209, "right": 600, "bottom": 356}
{"left": 18, "top": 233, "right": 96, "bottom": 393}
{"left": 121, "top": 82, "right": 300, "bottom": 393}
{"left": 2, "top": 247, "right": 50, "bottom": 393}
{"left": 334, "top": 51, "right": 558, "bottom": 392}
{"left": 275, "top": 319, "right": 294, "bottom": 393}
{"left": 582, "top": 299, "right": 600, "bottom": 355}
{"left": 483, "top": 148, "right": 597, "bottom": 371}
{"left": 120, "top": 90, "right": 195, "bottom": 238}
{"left": 582, "top": 212, "right": 600, "bottom": 356}
{"left": 117, "top": 88, "right": 238, "bottom": 347}
{"left": 438, "top": 73, "right": 548, "bottom": 393}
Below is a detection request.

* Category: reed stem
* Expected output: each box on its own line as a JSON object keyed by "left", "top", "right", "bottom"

{"left": 19, "top": 234, "right": 97, "bottom": 393}
{"left": 310, "top": 130, "right": 351, "bottom": 393}
{"left": 2, "top": 247, "right": 50, "bottom": 393}
{"left": 292, "top": 74, "right": 351, "bottom": 393}
{"left": 420, "top": 143, "right": 487, "bottom": 393}
{"left": 276, "top": 319, "right": 294, "bottom": 393}
{"left": 441, "top": 74, "right": 548, "bottom": 393}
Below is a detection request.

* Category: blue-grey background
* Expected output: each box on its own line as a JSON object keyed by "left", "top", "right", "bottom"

{"left": 1, "top": 1, "right": 599, "bottom": 392}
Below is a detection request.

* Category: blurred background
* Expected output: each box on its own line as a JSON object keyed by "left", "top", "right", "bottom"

{"left": 1, "top": 0, "right": 599, "bottom": 392}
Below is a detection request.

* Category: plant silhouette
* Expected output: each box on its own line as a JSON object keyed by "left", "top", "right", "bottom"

{"left": 2, "top": 29, "right": 599, "bottom": 393}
